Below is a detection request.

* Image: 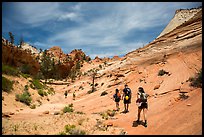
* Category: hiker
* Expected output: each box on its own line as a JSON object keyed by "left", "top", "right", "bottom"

{"left": 113, "top": 89, "right": 121, "bottom": 111}
{"left": 73, "top": 91, "right": 76, "bottom": 100}
{"left": 136, "top": 87, "right": 149, "bottom": 127}
{"left": 122, "top": 84, "right": 132, "bottom": 113}
{"left": 64, "top": 90, "right": 68, "bottom": 98}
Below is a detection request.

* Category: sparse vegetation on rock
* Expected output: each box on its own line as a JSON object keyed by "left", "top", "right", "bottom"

{"left": 2, "top": 64, "right": 20, "bottom": 76}
{"left": 2, "top": 76, "right": 14, "bottom": 93}
{"left": 15, "top": 91, "right": 32, "bottom": 106}
{"left": 158, "top": 69, "right": 169, "bottom": 76}
{"left": 189, "top": 68, "right": 202, "bottom": 88}
{"left": 63, "top": 103, "right": 74, "bottom": 113}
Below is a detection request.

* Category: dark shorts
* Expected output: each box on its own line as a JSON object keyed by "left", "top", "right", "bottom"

{"left": 124, "top": 99, "right": 131, "bottom": 104}
{"left": 138, "top": 102, "right": 148, "bottom": 109}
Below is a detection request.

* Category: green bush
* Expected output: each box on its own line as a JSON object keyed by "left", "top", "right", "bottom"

{"left": 30, "top": 104, "right": 36, "bottom": 109}
{"left": 65, "top": 124, "right": 76, "bottom": 133}
{"left": 47, "top": 87, "right": 55, "bottom": 95}
{"left": 63, "top": 104, "right": 74, "bottom": 113}
{"left": 21, "top": 73, "right": 30, "bottom": 79}
{"left": 58, "top": 131, "right": 66, "bottom": 135}
{"left": 158, "top": 69, "right": 169, "bottom": 76}
{"left": 64, "top": 124, "right": 86, "bottom": 135}
{"left": 38, "top": 89, "right": 47, "bottom": 97}
{"left": 19, "top": 64, "right": 31, "bottom": 74}
{"left": 15, "top": 91, "right": 32, "bottom": 106}
{"left": 24, "top": 85, "right": 29, "bottom": 92}
{"left": 101, "top": 91, "right": 108, "bottom": 96}
{"left": 190, "top": 69, "right": 202, "bottom": 88}
{"left": 31, "top": 79, "right": 44, "bottom": 89}
{"left": 2, "top": 64, "right": 19, "bottom": 76}
{"left": 2, "top": 76, "right": 14, "bottom": 93}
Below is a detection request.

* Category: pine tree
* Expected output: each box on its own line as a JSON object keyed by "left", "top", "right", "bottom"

{"left": 9, "top": 32, "right": 14, "bottom": 45}
{"left": 19, "top": 36, "right": 24, "bottom": 48}
{"left": 40, "top": 50, "right": 54, "bottom": 82}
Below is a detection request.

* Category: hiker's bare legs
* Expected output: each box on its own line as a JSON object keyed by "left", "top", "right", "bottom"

{"left": 124, "top": 104, "right": 127, "bottom": 111}
{"left": 143, "top": 108, "right": 147, "bottom": 127}
{"left": 137, "top": 108, "right": 142, "bottom": 121}
{"left": 143, "top": 108, "right": 147, "bottom": 121}
{"left": 116, "top": 102, "right": 119, "bottom": 110}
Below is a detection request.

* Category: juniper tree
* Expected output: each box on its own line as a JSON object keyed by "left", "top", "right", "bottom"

{"left": 9, "top": 32, "right": 14, "bottom": 45}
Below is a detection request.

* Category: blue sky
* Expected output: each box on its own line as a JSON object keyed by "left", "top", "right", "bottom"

{"left": 2, "top": 2, "right": 202, "bottom": 59}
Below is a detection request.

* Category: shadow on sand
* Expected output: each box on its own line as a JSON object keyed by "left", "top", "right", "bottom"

{"left": 132, "top": 120, "right": 146, "bottom": 128}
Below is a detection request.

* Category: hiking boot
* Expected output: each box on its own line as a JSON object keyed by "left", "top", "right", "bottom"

{"left": 136, "top": 120, "right": 140, "bottom": 123}
{"left": 144, "top": 121, "right": 147, "bottom": 127}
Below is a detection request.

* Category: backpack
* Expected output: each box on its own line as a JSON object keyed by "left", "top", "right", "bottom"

{"left": 114, "top": 93, "right": 121, "bottom": 102}
{"left": 139, "top": 92, "right": 147, "bottom": 102}
{"left": 124, "top": 88, "right": 131, "bottom": 100}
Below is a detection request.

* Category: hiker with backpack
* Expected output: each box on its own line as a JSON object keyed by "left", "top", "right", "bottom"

{"left": 122, "top": 84, "right": 132, "bottom": 113}
{"left": 73, "top": 91, "right": 76, "bottom": 100}
{"left": 113, "top": 89, "right": 121, "bottom": 111}
{"left": 64, "top": 90, "right": 68, "bottom": 98}
{"left": 136, "top": 87, "right": 149, "bottom": 127}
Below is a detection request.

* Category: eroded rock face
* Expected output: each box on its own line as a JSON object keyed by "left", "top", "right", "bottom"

{"left": 21, "top": 42, "right": 39, "bottom": 54}
{"left": 2, "top": 43, "right": 40, "bottom": 75}
{"left": 157, "top": 8, "right": 202, "bottom": 38}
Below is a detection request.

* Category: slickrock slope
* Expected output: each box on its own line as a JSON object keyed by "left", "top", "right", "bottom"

{"left": 2, "top": 8, "right": 202, "bottom": 135}
{"left": 157, "top": 7, "right": 201, "bottom": 38}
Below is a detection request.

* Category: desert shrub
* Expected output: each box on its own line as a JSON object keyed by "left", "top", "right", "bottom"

{"left": 190, "top": 69, "right": 202, "bottom": 88}
{"left": 100, "top": 112, "right": 109, "bottom": 120}
{"left": 100, "top": 109, "right": 116, "bottom": 120}
{"left": 158, "top": 69, "right": 169, "bottom": 76}
{"left": 24, "top": 85, "right": 29, "bottom": 92}
{"left": 21, "top": 73, "right": 30, "bottom": 79}
{"left": 179, "top": 93, "right": 189, "bottom": 100}
{"left": 15, "top": 91, "right": 32, "bottom": 106}
{"left": 31, "top": 79, "right": 45, "bottom": 89}
{"left": 19, "top": 64, "right": 31, "bottom": 75}
{"left": 63, "top": 104, "right": 74, "bottom": 113}
{"left": 2, "top": 64, "right": 19, "bottom": 76}
{"left": 47, "top": 87, "right": 55, "bottom": 95}
{"left": 30, "top": 104, "right": 36, "bottom": 109}
{"left": 101, "top": 83, "right": 104, "bottom": 86}
{"left": 65, "top": 124, "right": 76, "bottom": 133}
{"left": 38, "top": 89, "right": 47, "bottom": 97}
{"left": 64, "top": 124, "right": 86, "bottom": 135}
{"left": 101, "top": 91, "right": 108, "bottom": 96}
{"left": 2, "top": 76, "right": 14, "bottom": 93}
{"left": 58, "top": 131, "right": 66, "bottom": 135}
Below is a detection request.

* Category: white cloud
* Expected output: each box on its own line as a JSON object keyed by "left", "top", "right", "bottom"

{"left": 58, "top": 12, "right": 78, "bottom": 21}
{"left": 12, "top": 2, "right": 60, "bottom": 26}
{"left": 4, "top": 2, "right": 201, "bottom": 58}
